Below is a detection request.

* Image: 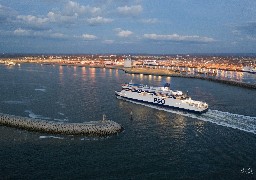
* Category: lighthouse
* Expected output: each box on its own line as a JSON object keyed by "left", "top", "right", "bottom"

{"left": 124, "top": 56, "right": 132, "bottom": 68}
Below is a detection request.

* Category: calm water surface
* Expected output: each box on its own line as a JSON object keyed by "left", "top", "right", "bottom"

{"left": 0, "top": 64, "right": 256, "bottom": 179}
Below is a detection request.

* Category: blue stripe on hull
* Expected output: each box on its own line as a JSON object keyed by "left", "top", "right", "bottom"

{"left": 115, "top": 93, "right": 208, "bottom": 114}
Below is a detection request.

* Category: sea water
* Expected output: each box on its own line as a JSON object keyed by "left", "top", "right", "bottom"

{"left": 0, "top": 64, "right": 256, "bottom": 179}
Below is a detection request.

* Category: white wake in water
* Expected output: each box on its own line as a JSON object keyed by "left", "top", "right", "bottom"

{"left": 39, "top": 136, "right": 64, "bottom": 139}
{"left": 121, "top": 98, "right": 256, "bottom": 134}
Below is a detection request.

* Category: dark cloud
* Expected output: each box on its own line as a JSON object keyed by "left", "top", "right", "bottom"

{"left": 0, "top": 4, "right": 17, "bottom": 25}
{"left": 234, "top": 22, "right": 256, "bottom": 40}
{"left": 143, "top": 33, "right": 215, "bottom": 44}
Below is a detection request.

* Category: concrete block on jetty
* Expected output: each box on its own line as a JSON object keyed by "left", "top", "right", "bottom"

{"left": 0, "top": 113, "right": 123, "bottom": 136}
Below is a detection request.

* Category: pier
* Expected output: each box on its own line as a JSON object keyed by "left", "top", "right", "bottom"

{"left": 0, "top": 113, "right": 123, "bottom": 136}
{"left": 123, "top": 68, "right": 256, "bottom": 89}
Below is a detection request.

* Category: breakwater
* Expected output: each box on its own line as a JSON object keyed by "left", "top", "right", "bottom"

{"left": 0, "top": 113, "right": 123, "bottom": 136}
{"left": 123, "top": 69, "right": 256, "bottom": 89}
{"left": 172, "top": 74, "right": 256, "bottom": 89}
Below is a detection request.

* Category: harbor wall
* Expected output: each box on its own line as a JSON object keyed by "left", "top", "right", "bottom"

{"left": 123, "top": 69, "right": 256, "bottom": 89}
{"left": 172, "top": 74, "right": 256, "bottom": 89}
{"left": 0, "top": 113, "right": 123, "bottom": 136}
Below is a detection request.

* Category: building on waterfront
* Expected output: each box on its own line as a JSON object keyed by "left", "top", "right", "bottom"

{"left": 124, "top": 57, "right": 132, "bottom": 68}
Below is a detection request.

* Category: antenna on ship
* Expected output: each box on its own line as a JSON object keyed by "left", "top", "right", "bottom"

{"left": 185, "top": 90, "right": 189, "bottom": 98}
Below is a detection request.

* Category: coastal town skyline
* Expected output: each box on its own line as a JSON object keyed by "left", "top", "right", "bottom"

{"left": 1, "top": 0, "right": 256, "bottom": 54}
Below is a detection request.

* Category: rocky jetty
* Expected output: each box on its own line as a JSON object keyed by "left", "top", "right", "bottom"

{"left": 0, "top": 113, "right": 123, "bottom": 136}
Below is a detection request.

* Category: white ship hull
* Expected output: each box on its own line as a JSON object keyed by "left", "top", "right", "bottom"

{"left": 115, "top": 82, "right": 208, "bottom": 114}
{"left": 242, "top": 66, "right": 256, "bottom": 74}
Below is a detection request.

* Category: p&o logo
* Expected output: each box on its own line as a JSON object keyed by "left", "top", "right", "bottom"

{"left": 153, "top": 98, "right": 165, "bottom": 105}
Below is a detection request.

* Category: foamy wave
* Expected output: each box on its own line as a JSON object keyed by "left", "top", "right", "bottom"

{"left": 53, "top": 118, "right": 68, "bottom": 122}
{"left": 58, "top": 112, "right": 65, "bottom": 116}
{"left": 39, "top": 136, "right": 64, "bottom": 139}
{"left": 122, "top": 99, "right": 256, "bottom": 134}
{"left": 3, "top": 100, "right": 26, "bottom": 105}
{"left": 24, "top": 110, "right": 51, "bottom": 120}
{"left": 35, "top": 88, "right": 46, "bottom": 92}
{"left": 25, "top": 110, "right": 69, "bottom": 122}
{"left": 56, "top": 102, "right": 66, "bottom": 108}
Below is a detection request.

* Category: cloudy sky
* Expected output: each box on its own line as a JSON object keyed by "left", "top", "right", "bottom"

{"left": 0, "top": 0, "right": 256, "bottom": 54}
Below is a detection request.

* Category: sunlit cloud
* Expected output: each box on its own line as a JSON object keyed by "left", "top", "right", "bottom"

{"left": 87, "top": 16, "right": 113, "bottom": 25}
{"left": 64, "top": 1, "right": 101, "bottom": 16}
{"left": 47, "top": 11, "right": 78, "bottom": 23}
{"left": 13, "top": 28, "right": 67, "bottom": 39}
{"left": 17, "top": 15, "right": 48, "bottom": 26}
{"left": 117, "top": 5, "right": 142, "bottom": 16}
{"left": 15, "top": 1, "right": 103, "bottom": 27}
{"left": 114, "top": 28, "right": 133, "bottom": 37}
{"left": 14, "top": 28, "right": 30, "bottom": 36}
{"left": 81, "top": 33, "right": 97, "bottom": 40}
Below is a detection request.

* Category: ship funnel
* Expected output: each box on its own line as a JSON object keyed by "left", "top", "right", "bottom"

{"left": 164, "top": 83, "right": 170, "bottom": 88}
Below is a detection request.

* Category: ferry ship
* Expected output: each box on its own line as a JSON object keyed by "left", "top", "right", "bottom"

{"left": 242, "top": 66, "right": 256, "bottom": 74}
{"left": 115, "top": 81, "right": 208, "bottom": 114}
